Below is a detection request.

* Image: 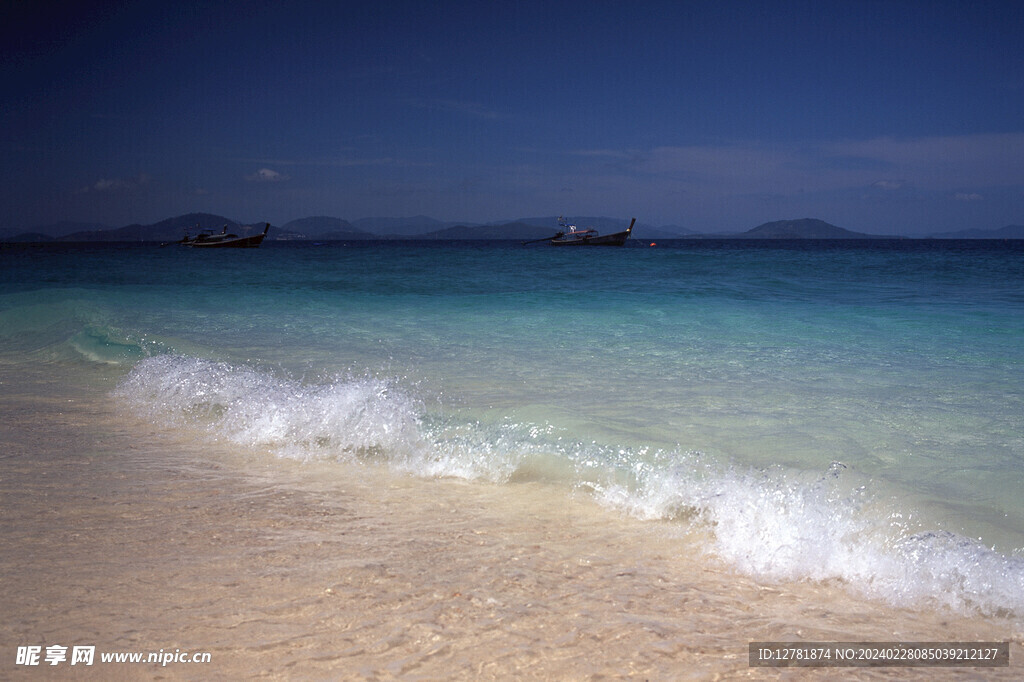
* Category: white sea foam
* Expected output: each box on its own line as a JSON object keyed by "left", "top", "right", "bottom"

{"left": 115, "top": 355, "right": 424, "bottom": 462}
{"left": 115, "top": 355, "right": 544, "bottom": 480}
{"left": 116, "top": 354, "right": 1024, "bottom": 620}
{"left": 594, "top": 454, "right": 1024, "bottom": 619}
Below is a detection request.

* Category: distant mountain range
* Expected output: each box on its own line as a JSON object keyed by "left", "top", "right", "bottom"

{"left": 2, "top": 214, "right": 1022, "bottom": 242}
{"left": 279, "top": 216, "right": 370, "bottom": 240}
{"left": 1, "top": 213, "right": 259, "bottom": 243}
{"left": 0, "top": 214, "right": 684, "bottom": 242}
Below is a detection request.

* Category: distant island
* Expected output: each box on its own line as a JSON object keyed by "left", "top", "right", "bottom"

{"left": 2, "top": 213, "right": 1022, "bottom": 242}
{"left": 925, "top": 224, "right": 1024, "bottom": 239}
{"left": 726, "top": 218, "right": 888, "bottom": 239}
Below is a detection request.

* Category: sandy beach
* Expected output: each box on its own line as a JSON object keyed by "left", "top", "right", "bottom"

{"left": 1, "top": 364, "right": 1020, "bottom": 680}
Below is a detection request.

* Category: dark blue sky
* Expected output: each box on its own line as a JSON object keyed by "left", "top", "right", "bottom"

{"left": 3, "top": 0, "right": 1022, "bottom": 234}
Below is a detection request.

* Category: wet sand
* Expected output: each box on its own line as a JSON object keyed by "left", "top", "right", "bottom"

{"left": 1, "top": 366, "right": 1021, "bottom": 679}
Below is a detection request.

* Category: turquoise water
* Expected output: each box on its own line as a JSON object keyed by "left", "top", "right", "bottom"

{"left": 3, "top": 239, "right": 1023, "bottom": 617}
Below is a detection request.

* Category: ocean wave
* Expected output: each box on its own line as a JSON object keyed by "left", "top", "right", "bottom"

{"left": 0, "top": 296, "right": 166, "bottom": 364}
{"left": 115, "top": 355, "right": 424, "bottom": 462}
{"left": 114, "top": 354, "right": 1024, "bottom": 620}
{"left": 67, "top": 326, "right": 149, "bottom": 364}
{"left": 115, "top": 355, "right": 583, "bottom": 482}
{"left": 593, "top": 456, "right": 1024, "bottom": 619}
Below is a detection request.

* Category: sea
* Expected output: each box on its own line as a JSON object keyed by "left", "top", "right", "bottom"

{"left": 2, "top": 238, "right": 1023, "bottom": 673}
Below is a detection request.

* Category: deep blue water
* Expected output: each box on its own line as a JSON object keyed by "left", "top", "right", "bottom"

{"left": 3, "top": 239, "right": 1023, "bottom": 616}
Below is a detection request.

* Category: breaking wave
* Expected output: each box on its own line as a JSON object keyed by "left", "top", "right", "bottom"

{"left": 115, "top": 354, "right": 1024, "bottom": 621}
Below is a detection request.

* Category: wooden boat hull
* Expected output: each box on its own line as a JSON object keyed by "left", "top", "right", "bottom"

{"left": 550, "top": 229, "right": 631, "bottom": 246}
{"left": 549, "top": 218, "right": 634, "bottom": 246}
{"left": 190, "top": 232, "right": 267, "bottom": 248}
{"left": 189, "top": 223, "right": 270, "bottom": 248}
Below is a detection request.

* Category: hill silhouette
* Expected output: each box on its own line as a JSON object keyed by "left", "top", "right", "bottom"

{"left": 280, "top": 216, "right": 373, "bottom": 239}
{"left": 737, "top": 219, "right": 885, "bottom": 239}
{"left": 416, "top": 222, "right": 555, "bottom": 240}
{"left": 929, "top": 224, "right": 1024, "bottom": 239}
{"left": 60, "top": 213, "right": 252, "bottom": 242}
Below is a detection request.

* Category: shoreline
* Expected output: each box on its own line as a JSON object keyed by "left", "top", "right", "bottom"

{"left": 1, "top": 372, "right": 1021, "bottom": 678}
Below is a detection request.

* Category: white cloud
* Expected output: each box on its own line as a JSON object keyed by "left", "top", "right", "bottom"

{"left": 93, "top": 178, "right": 128, "bottom": 191}
{"left": 246, "top": 168, "right": 290, "bottom": 182}
{"left": 824, "top": 134, "right": 1024, "bottom": 188}
{"left": 77, "top": 173, "right": 150, "bottom": 193}
{"left": 562, "top": 133, "right": 1024, "bottom": 201}
{"left": 954, "top": 192, "right": 983, "bottom": 201}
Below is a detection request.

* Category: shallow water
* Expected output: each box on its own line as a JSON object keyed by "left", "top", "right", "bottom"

{"left": 2, "top": 239, "right": 1023, "bottom": 675}
{"left": 1, "top": 364, "right": 1020, "bottom": 678}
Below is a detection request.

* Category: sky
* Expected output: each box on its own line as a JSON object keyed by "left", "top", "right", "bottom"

{"left": 2, "top": 0, "right": 1023, "bottom": 235}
